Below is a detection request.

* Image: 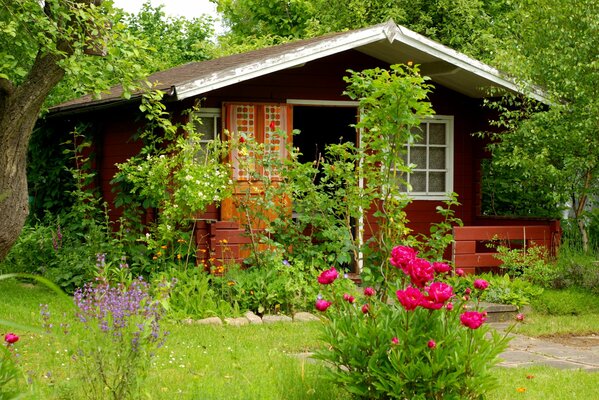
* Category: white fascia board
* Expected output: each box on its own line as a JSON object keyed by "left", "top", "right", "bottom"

{"left": 393, "top": 26, "right": 549, "bottom": 103}
{"left": 175, "top": 24, "right": 394, "bottom": 101}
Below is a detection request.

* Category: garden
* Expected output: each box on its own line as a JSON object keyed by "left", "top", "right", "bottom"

{"left": 2, "top": 59, "right": 599, "bottom": 400}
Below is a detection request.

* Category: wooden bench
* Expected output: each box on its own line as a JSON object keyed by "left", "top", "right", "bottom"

{"left": 452, "top": 225, "right": 558, "bottom": 274}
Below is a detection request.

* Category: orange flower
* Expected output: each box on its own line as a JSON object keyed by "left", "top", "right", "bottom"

{"left": 161, "top": 245, "right": 168, "bottom": 249}
{"left": 526, "top": 375, "right": 535, "bottom": 379}
{"left": 516, "top": 387, "right": 526, "bottom": 393}
{"left": 177, "top": 239, "right": 186, "bottom": 243}
{"left": 177, "top": 254, "right": 182, "bottom": 260}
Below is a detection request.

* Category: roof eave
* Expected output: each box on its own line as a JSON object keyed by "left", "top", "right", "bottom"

{"left": 174, "top": 21, "right": 398, "bottom": 100}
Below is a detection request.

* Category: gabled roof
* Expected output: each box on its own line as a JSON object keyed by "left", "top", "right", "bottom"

{"left": 51, "top": 20, "right": 545, "bottom": 114}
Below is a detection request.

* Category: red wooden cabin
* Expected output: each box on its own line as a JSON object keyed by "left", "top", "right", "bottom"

{"left": 46, "top": 21, "right": 559, "bottom": 273}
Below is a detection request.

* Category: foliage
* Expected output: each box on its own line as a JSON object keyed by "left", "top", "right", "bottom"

{"left": 113, "top": 98, "right": 233, "bottom": 259}
{"left": 41, "top": 278, "right": 168, "bottom": 399}
{"left": 314, "top": 246, "right": 511, "bottom": 399}
{"left": 474, "top": 273, "right": 543, "bottom": 309}
{"left": 216, "top": 256, "right": 319, "bottom": 316}
{"left": 486, "top": 0, "right": 599, "bottom": 252}
{"left": 122, "top": 1, "right": 215, "bottom": 72}
{"left": 480, "top": 158, "right": 562, "bottom": 218}
{"left": 530, "top": 287, "right": 599, "bottom": 316}
{"left": 551, "top": 244, "right": 599, "bottom": 294}
{"left": 214, "top": 0, "right": 514, "bottom": 60}
{"left": 493, "top": 244, "right": 557, "bottom": 287}
{"left": 153, "top": 267, "right": 237, "bottom": 319}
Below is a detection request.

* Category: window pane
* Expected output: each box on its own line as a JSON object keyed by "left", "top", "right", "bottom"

{"left": 410, "top": 171, "right": 426, "bottom": 192}
{"left": 429, "top": 172, "right": 445, "bottom": 192}
{"left": 429, "top": 147, "right": 446, "bottom": 169}
{"left": 429, "top": 123, "right": 446, "bottom": 144}
{"left": 410, "top": 147, "right": 426, "bottom": 168}
{"left": 196, "top": 116, "right": 215, "bottom": 141}
{"left": 412, "top": 123, "right": 426, "bottom": 144}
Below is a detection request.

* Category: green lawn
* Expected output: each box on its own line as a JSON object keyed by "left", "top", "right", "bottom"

{"left": 1, "top": 279, "right": 598, "bottom": 399}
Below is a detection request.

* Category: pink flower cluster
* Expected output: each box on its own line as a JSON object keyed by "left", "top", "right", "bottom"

{"left": 396, "top": 282, "right": 454, "bottom": 311}
{"left": 317, "top": 267, "right": 339, "bottom": 285}
{"left": 313, "top": 246, "right": 490, "bottom": 331}
{"left": 390, "top": 246, "right": 452, "bottom": 288}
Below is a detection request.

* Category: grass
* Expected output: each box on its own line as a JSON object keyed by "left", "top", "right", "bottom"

{"left": 1, "top": 279, "right": 598, "bottom": 399}
{"left": 512, "top": 287, "right": 599, "bottom": 337}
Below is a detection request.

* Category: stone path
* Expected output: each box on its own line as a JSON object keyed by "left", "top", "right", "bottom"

{"left": 490, "top": 322, "right": 599, "bottom": 371}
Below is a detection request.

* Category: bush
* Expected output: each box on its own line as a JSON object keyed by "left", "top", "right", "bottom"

{"left": 552, "top": 244, "right": 599, "bottom": 294}
{"left": 315, "top": 246, "right": 513, "bottom": 400}
{"left": 531, "top": 287, "right": 599, "bottom": 315}
{"left": 494, "top": 244, "right": 557, "bottom": 287}
{"left": 464, "top": 273, "right": 544, "bottom": 309}
{"left": 214, "top": 255, "right": 319, "bottom": 315}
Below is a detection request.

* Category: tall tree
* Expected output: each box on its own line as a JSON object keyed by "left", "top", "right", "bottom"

{"left": 0, "top": 0, "right": 152, "bottom": 260}
{"left": 487, "top": 0, "right": 599, "bottom": 251}
{"left": 214, "top": 0, "right": 513, "bottom": 59}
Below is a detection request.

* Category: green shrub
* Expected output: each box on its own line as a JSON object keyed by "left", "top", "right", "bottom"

{"left": 215, "top": 255, "right": 319, "bottom": 315}
{"left": 476, "top": 273, "right": 543, "bottom": 309}
{"left": 494, "top": 244, "right": 557, "bottom": 287}
{"left": 155, "top": 268, "right": 237, "bottom": 319}
{"left": 531, "top": 287, "right": 599, "bottom": 315}
{"left": 552, "top": 244, "right": 599, "bottom": 294}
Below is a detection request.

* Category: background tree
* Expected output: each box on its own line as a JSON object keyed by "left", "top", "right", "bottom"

{"left": 0, "top": 0, "right": 154, "bottom": 260}
{"left": 486, "top": 0, "right": 599, "bottom": 252}
{"left": 214, "top": 0, "right": 513, "bottom": 59}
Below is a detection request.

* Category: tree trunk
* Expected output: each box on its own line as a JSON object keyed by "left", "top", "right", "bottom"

{"left": 573, "top": 170, "right": 593, "bottom": 254}
{"left": 0, "top": 52, "right": 66, "bottom": 260}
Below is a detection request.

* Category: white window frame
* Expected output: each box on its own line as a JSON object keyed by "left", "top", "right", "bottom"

{"left": 193, "top": 108, "right": 221, "bottom": 144}
{"left": 400, "top": 115, "right": 454, "bottom": 200}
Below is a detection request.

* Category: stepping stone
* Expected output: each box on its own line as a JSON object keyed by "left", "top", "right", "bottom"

{"left": 262, "top": 315, "right": 292, "bottom": 324}
{"left": 225, "top": 317, "right": 249, "bottom": 326}
{"left": 195, "top": 317, "right": 223, "bottom": 325}
{"left": 245, "top": 311, "right": 263, "bottom": 324}
{"left": 293, "top": 312, "right": 320, "bottom": 322}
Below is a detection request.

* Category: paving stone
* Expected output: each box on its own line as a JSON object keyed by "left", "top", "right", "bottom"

{"left": 225, "top": 317, "right": 249, "bottom": 326}
{"left": 262, "top": 315, "right": 293, "bottom": 324}
{"left": 293, "top": 312, "right": 320, "bottom": 322}
{"left": 244, "top": 311, "right": 263, "bottom": 324}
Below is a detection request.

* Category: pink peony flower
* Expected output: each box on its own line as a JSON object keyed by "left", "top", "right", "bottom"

{"left": 390, "top": 245, "right": 417, "bottom": 271}
{"left": 317, "top": 267, "right": 339, "bottom": 285}
{"left": 460, "top": 311, "right": 487, "bottom": 329}
{"left": 391, "top": 337, "right": 399, "bottom": 345}
{"left": 315, "top": 299, "right": 332, "bottom": 312}
{"left": 426, "top": 282, "right": 454, "bottom": 303}
{"left": 427, "top": 339, "right": 436, "bottom": 349}
{"left": 473, "top": 279, "right": 489, "bottom": 290}
{"left": 455, "top": 268, "right": 465, "bottom": 277}
{"left": 446, "top": 302, "right": 454, "bottom": 311}
{"left": 396, "top": 286, "right": 425, "bottom": 311}
{"left": 432, "top": 261, "right": 452, "bottom": 274}
{"left": 516, "top": 313, "right": 525, "bottom": 322}
{"left": 363, "top": 287, "right": 375, "bottom": 297}
{"left": 464, "top": 287, "right": 472, "bottom": 295}
{"left": 4, "top": 333, "right": 19, "bottom": 344}
{"left": 361, "top": 304, "right": 370, "bottom": 314}
{"left": 407, "top": 258, "right": 435, "bottom": 287}
{"left": 343, "top": 293, "right": 356, "bottom": 303}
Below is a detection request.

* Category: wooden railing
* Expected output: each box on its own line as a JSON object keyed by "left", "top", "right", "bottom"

{"left": 452, "top": 224, "right": 560, "bottom": 274}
